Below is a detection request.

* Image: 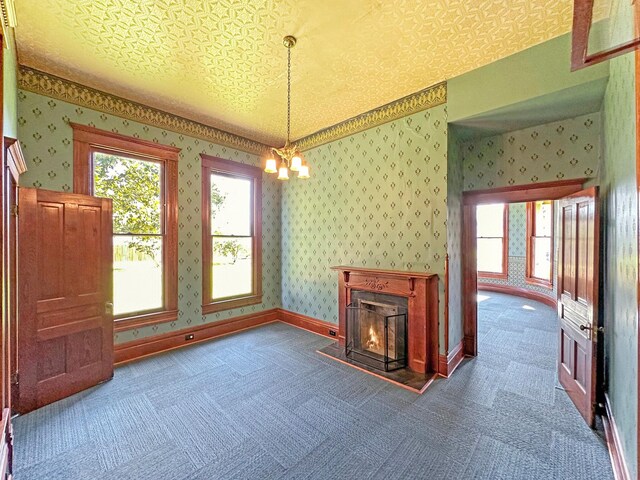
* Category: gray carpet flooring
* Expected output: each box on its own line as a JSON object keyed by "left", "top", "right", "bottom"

{"left": 13, "top": 292, "right": 613, "bottom": 479}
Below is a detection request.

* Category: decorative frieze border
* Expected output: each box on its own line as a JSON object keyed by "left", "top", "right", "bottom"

{"left": 295, "top": 82, "right": 447, "bottom": 151}
{"left": 18, "top": 65, "right": 447, "bottom": 155}
{"left": 18, "top": 66, "right": 269, "bottom": 155}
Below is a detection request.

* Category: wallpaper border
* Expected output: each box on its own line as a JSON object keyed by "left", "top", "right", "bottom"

{"left": 295, "top": 82, "right": 447, "bottom": 151}
{"left": 18, "top": 65, "right": 269, "bottom": 155}
{"left": 18, "top": 65, "right": 446, "bottom": 155}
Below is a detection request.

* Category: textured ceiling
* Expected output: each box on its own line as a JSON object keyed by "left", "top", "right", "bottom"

{"left": 14, "top": 0, "right": 574, "bottom": 145}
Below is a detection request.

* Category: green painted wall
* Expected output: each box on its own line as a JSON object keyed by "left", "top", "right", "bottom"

{"left": 446, "top": 125, "right": 464, "bottom": 351}
{"left": 448, "top": 32, "right": 609, "bottom": 124}
{"left": 4, "top": 40, "right": 18, "bottom": 139}
{"left": 17, "top": 90, "right": 282, "bottom": 344}
{"left": 601, "top": 15, "right": 638, "bottom": 478}
{"left": 282, "top": 105, "right": 449, "bottom": 354}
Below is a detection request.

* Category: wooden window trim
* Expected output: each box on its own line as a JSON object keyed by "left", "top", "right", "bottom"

{"left": 525, "top": 201, "right": 554, "bottom": 289}
{"left": 71, "top": 123, "right": 180, "bottom": 330}
{"left": 477, "top": 203, "right": 509, "bottom": 280}
{"left": 201, "top": 154, "right": 262, "bottom": 314}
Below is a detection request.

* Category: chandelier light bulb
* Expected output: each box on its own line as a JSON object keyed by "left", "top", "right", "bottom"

{"left": 278, "top": 166, "right": 290, "bottom": 180}
{"left": 290, "top": 155, "right": 302, "bottom": 171}
{"left": 298, "top": 164, "right": 310, "bottom": 179}
{"left": 264, "top": 158, "right": 277, "bottom": 174}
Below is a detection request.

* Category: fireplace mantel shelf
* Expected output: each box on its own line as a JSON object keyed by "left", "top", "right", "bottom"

{"left": 330, "top": 266, "right": 438, "bottom": 280}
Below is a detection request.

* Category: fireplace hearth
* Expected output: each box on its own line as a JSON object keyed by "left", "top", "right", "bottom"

{"left": 346, "top": 292, "right": 408, "bottom": 372}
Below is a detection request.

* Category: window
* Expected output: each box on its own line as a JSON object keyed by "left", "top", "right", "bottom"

{"left": 72, "top": 123, "right": 180, "bottom": 329}
{"left": 526, "top": 200, "right": 554, "bottom": 287}
{"left": 201, "top": 154, "right": 262, "bottom": 313}
{"left": 476, "top": 203, "right": 508, "bottom": 279}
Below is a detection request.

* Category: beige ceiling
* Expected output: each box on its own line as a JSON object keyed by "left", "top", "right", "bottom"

{"left": 14, "top": 0, "right": 574, "bottom": 145}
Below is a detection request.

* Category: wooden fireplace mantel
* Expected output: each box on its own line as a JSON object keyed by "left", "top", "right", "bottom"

{"left": 331, "top": 266, "right": 439, "bottom": 374}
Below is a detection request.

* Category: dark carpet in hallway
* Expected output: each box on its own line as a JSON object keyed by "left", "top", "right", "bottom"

{"left": 13, "top": 292, "right": 613, "bottom": 479}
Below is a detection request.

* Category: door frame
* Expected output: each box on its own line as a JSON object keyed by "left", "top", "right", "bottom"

{"left": 461, "top": 178, "right": 587, "bottom": 356}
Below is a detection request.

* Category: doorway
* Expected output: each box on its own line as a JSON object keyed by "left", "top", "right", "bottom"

{"left": 462, "top": 178, "right": 602, "bottom": 426}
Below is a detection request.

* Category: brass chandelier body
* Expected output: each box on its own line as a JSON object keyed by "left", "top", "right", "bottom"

{"left": 264, "top": 35, "right": 309, "bottom": 180}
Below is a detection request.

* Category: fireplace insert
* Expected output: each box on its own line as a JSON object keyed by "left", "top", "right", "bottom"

{"left": 345, "top": 292, "right": 408, "bottom": 372}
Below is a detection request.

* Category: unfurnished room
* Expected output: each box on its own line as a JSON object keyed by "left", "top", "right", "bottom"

{"left": 0, "top": 1, "right": 639, "bottom": 479}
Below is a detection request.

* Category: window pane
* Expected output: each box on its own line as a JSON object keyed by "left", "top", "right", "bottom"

{"left": 94, "top": 152, "right": 162, "bottom": 234}
{"left": 477, "top": 238, "right": 504, "bottom": 273}
{"left": 212, "top": 237, "right": 252, "bottom": 300}
{"left": 211, "top": 173, "right": 252, "bottom": 236}
{"left": 535, "top": 201, "right": 553, "bottom": 237}
{"left": 533, "top": 237, "right": 552, "bottom": 281}
{"left": 476, "top": 204, "right": 505, "bottom": 237}
{"left": 113, "top": 235, "right": 163, "bottom": 316}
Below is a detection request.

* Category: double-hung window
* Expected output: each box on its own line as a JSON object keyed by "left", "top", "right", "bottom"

{"left": 201, "top": 154, "right": 262, "bottom": 313}
{"left": 72, "top": 124, "right": 180, "bottom": 329}
{"left": 476, "top": 203, "right": 508, "bottom": 279}
{"left": 526, "top": 200, "right": 554, "bottom": 287}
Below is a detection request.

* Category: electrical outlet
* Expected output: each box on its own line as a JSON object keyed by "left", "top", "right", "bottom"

{"left": 185, "top": 334, "right": 195, "bottom": 341}
{"left": 329, "top": 329, "right": 337, "bottom": 337}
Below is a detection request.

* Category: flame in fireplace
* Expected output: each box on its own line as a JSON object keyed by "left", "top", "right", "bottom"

{"left": 366, "top": 326, "right": 381, "bottom": 351}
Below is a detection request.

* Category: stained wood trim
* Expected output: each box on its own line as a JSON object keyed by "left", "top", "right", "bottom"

{"left": 571, "top": 0, "right": 640, "bottom": 70}
{"left": 114, "top": 308, "right": 280, "bottom": 365}
{"left": 277, "top": 309, "right": 337, "bottom": 338}
{"left": 113, "top": 310, "right": 179, "bottom": 333}
{"left": 477, "top": 203, "right": 509, "bottom": 279}
{"left": 71, "top": 123, "right": 180, "bottom": 321}
{"left": 463, "top": 179, "right": 586, "bottom": 205}
{"left": 444, "top": 254, "right": 449, "bottom": 354}
{"left": 477, "top": 283, "right": 557, "bottom": 309}
{"left": 463, "top": 179, "right": 585, "bottom": 357}
{"left": 603, "top": 394, "right": 632, "bottom": 480}
{"left": 437, "top": 340, "right": 465, "bottom": 378}
{"left": 201, "top": 154, "right": 263, "bottom": 314}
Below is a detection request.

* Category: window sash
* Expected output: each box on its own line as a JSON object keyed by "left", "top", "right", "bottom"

{"left": 477, "top": 203, "right": 508, "bottom": 278}
{"left": 526, "top": 201, "right": 554, "bottom": 288}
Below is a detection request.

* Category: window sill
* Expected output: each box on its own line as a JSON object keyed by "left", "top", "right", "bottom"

{"left": 114, "top": 309, "right": 179, "bottom": 333}
{"left": 478, "top": 272, "right": 508, "bottom": 280}
{"left": 525, "top": 277, "right": 553, "bottom": 289}
{"left": 203, "top": 295, "right": 263, "bottom": 314}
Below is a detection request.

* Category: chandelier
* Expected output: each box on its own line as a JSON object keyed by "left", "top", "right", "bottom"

{"left": 264, "top": 35, "right": 309, "bottom": 180}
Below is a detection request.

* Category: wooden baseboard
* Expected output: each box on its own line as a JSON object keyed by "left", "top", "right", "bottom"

{"left": 114, "top": 308, "right": 279, "bottom": 365}
{"left": 438, "top": 340, "right": 465, "bottom": 377}
{"left": 277, "top": 309, "right": 338, "bottom": 339}
{"left": 477, "top": 283, "right": 557, "bottom": 309}
{"left": 603, "top": 394, "right": 632, "bottom": 480}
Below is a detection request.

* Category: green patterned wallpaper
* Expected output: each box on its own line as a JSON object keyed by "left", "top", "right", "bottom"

{"left": 17, "top": 89, "right": 282, "bottom": 345}
{"left": 602, "top": 49, "right": 638, "bottom": 480}
{"left": 461, "top": 112, "right": 602, "bottom": 190}
{"left": 281, "top": 105, "right": 449, "bottom": 354}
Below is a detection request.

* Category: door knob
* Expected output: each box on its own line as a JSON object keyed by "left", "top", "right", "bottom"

{"left": 579, "top": 324, "right": 592, "bottom": 331}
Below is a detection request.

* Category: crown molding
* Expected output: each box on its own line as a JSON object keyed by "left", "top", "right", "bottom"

{"left": 18, "top": 65, "right": 269, "bottom": 155}
{"left": 295, "top": 82, "right": 447, "bottom": 151}
{"left": 18, "top": 65, "right": 447, "bottom": 156}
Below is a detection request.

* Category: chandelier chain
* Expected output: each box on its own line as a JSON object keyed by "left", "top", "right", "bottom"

{"left": 287, "top": 45, "right": 291, "bottom": 144}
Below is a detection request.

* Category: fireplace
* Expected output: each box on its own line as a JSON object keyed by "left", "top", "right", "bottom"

{"left": 330, "top": 266, "right": 439, "bottom": 375}
{"left": 346, "top": 291, "right": 408, "bottom": 371}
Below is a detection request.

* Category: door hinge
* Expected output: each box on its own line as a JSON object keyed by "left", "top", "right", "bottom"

{"left": 10, "top": 372, "right": 18, "bottom": 385}
{"left": 10, "top": 205, "right": 17, "bottom": 216}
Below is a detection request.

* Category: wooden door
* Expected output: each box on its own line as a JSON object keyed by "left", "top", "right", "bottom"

{"left": 557, "top": 187, "right": 599, "bottom": 426}
{"left": 17, "top": 188, "right": 113, "bottom": 413}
